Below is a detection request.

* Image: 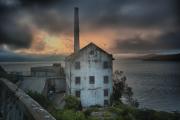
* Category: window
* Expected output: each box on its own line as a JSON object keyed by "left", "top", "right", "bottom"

{"left": 75, "top": 61, "right": 80, "bottom": 69}
{"left": 104, "top": 89, "right": 108, "bottom": 96}
{"left": 104, "top": 100, "right": 109, "bottom": 105}
{"left": 75, "top": 90, "right": 80, "bottom": 97}
{"left": 75, "top": 77, "right": 81, "bottom": 84}
{"left": 89, "top": 50, "right": 94, "bottom": 55}
{"left": 104, "top": 76, "right": 109, "bottom": 84}
{"left": 103, "top": 61, "right": 108, "bottom": 69}
{"left": 89, "top": 76, "right": 95, "bottom": 84}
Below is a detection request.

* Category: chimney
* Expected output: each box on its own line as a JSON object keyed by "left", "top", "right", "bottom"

{"left": 74, "top": 7, "right": 80, "bottom": 53}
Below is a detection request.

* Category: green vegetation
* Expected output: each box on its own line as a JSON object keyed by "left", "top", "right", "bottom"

{"left": 112, "top": 70, "right": 139, "bottom": 107}
{"left": 27, "top": 92, "right": 95, "bottom": 120}
{"left": 51, "top": 109, "right": 86, "bottom": 120}
{"left": 64, "top": 95, "right": 81, "bottom": 110}
{"left": 27, "top": 91, "right": 180, "bottom": 120}
{"left": 109, "top": 102, "right": 180, "bottom": 120}
{"left": 27, "top": 91, "right": 54, "bottom": 111}
{"left": 27, "top": 70, "right": 180, "bottom": 120}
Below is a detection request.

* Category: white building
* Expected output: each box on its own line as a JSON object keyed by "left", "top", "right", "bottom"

{"left": 65, "top": 8, "right": 113, "bottom": 107}
{"left": 65, "top": 43, "right": 113, "bottom": 107}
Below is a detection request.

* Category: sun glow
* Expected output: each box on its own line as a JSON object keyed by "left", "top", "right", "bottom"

{"left": 15, "top": 26, "right": 163, "bottom": 56}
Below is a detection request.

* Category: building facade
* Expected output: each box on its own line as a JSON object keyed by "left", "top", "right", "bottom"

{"left": 31, "top": 63, "right": 65, "bottom": 77}
{"left": 20, "top": 63, "right": 66, "bottom": 97}
{"left": 65, "top": 43, "right": 113, "bottom": 107}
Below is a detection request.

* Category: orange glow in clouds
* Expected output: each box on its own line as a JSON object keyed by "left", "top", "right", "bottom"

{"left": 15, "top": 28, "right": 117, "bottom": 55}
{"left": 15, "top": 27, "right": 162, "bottom": 55}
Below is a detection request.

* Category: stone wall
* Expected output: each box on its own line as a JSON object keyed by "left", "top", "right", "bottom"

{"left": 0, "top": 78, "right": 56, "bottom": 120}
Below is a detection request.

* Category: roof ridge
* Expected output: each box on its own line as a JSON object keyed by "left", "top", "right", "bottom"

{"left": 66, "top": 42, "right": 113, "bottom": 61}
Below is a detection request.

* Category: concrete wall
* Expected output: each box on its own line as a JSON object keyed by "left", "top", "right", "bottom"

{"left": 65, "top": 45, "right": 113, "bottom": 107}
{"left": 52, "top": 78, "right": 66, "bottom": 93}
{"left": 20, "top": 76, "right": 66, "bottom": 96}
{"left": 0, "top": 78, "right": 56, "bottom": 120}
{"left": 20, "top": 77, "right": 47, "bottom": 94}
{"left": 31, "top": 64, "right": 65, "bottom": 78}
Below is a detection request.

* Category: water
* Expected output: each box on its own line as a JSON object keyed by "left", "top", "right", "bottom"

{"left": 1, "top": 60, "right": 180, "bottom": 112}
{"left": 113, "top": 60, "right": 180, "bottom": 112}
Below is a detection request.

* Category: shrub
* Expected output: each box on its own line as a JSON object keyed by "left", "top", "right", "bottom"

{"left": 61, "top": 110, "right": 86, "bottom": 120}
{"left": 27, "top": 90, "right": 53, "bottom": 110}
{"left": 87, "top": 116, "right": 99, "bottom": 120}
{"left": 64, "top": 95, "right": 81, "bottom": 110}
{"left": 51, "top": 109, "right": 63, "bottom": 120}
{"left": 61, "top": 110, "right": 76, "bottom": 120}
{"left": 76, "top": 111, "right": 86, "bottom": 120}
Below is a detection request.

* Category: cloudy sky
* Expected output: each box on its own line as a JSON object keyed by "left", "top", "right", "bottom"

{"left": 0, "top": 0, "right": 180, "bottom": 58}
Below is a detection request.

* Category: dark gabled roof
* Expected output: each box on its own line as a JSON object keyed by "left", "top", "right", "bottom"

{"left": 66, "top": 42, "right": 113, "bottom": 61}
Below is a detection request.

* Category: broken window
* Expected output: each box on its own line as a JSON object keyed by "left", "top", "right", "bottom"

{"left": 75, "top": 77, "right": 81, "bottom": 84}
{"left": 104, "top": 76, "right": 109, "bottom": 84}
{"left": 103, "top": 61, "right": 109, "bottom": 69}
{"left": 104, "top": 100, "right": 109, "bottom": 105}
{"left": 104, "top": 89, "right": 109, "bottom": 96}
{"left": 75, "top": 61, "right": 80, "bottom": 69}
{"left": 89, "top": 76, "right": 95, "bottom": 84}
{"left": 75, "top": 90, "right": 80, "bottom": 97}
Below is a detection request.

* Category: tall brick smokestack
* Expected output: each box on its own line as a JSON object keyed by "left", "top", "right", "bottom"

{"left": 74, "top": 7, "right": 80, "bottom": 53}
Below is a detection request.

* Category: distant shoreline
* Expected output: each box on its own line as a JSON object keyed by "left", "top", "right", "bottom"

{"left": 142, "top": 53, "right": 180, "bottom": 62}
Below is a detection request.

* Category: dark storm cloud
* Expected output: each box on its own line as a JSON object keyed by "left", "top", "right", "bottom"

{"left": 0, "top": 21, "right": 32, "bottom": 49}
{"left": 0, "top": 0, "right": 69, "bottom": 50}
{"left": 0, "top": 0, "right": 32, "bottom": 49}
{"left": 28, "top": 8, "right": 72, "bottom": 34}
{"left": 88, "top": 0, "right": 177, "bottom": 29}
{"left": 114, "top": 30, "right": 180, "bottom": 53}
{"left": 19, "top": 0, "right": 59, "bottom": 6}
{"left": 0, "top": 0, "right": 179, "bottom": 53}
{"left": 0, "top": 0, "right": 74, "bottom": 49}
{"left": 0, "top": 4, "right": 32, "bottom": 49}
{"left": 174, "top": 0, "right": 180, "bottom": 25}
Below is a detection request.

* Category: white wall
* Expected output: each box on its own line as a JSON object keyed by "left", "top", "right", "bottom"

{"left": 66, "top": 45, "right": 113, "bottom": 107}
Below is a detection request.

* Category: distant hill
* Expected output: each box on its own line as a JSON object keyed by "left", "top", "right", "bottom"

{"left": 142, "top": 53, "right": 180, "bottom": 61}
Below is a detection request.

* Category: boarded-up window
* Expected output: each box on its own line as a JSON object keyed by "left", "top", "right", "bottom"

{"left": 104, "top": 76, "right": 109, "bottom": 84}
{"left": 75, "top": 62, "right": 80, "bottom": 69}
{"left": 103, "top": 61, "right": 108, "bottom": 69}
{"left": 89, "top": 76, "right": 95, "bottom": 84}
{"left": 104, "top": 89, "right": 108, "bottom": 96}
{"left": 75, "top": 90, "right": 80, "bottom": 97}
{"left": 75, "top": 77, "right": 81, "bottom": 84}
{"left": 104, "top": 100, "right": 109, "bottom": 105}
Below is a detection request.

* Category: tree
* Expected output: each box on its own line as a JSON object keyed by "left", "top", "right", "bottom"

{"left": 112, "top": 70, "right": 139, "bottom": 107}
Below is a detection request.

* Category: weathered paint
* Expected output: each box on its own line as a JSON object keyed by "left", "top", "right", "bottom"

{"left": 65, "top": 43, "right": 113, "bottom": 107}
